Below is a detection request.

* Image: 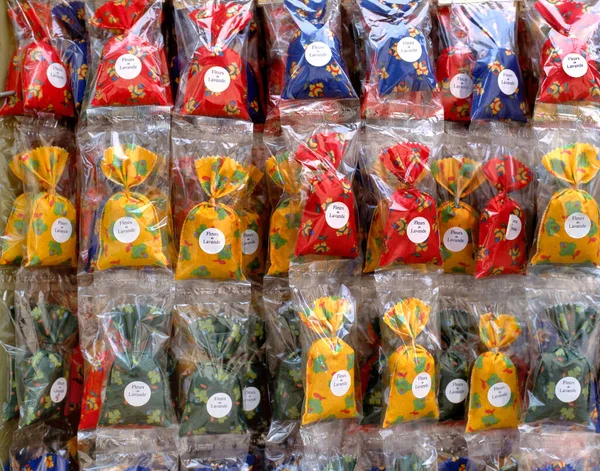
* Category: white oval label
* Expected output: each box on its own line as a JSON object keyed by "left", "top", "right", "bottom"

{"left": 47, "top": 63, "right": 67, "bottom": 89}
{"left": 450, "top": 73, "right": 473, "bottom": 99}
{"left": 565, "top": 212, "right": 591, "bottom": 239}
{"left": 207, "top": 393, "right": 233, "bottom": 418}
{"left": 555, "top": 377, "right": 581, "bottom": 403}
{"left": 243, "top": 386, "right": 261, "bottom": 412}
{"left": 204, "top": 66, "right": 231, "bottom": 93}
{"left": 488, "top": 382, "right": 511, "bottom": 407}
{"left": 396, "top": 37, "right": 422, "bottom": 63}
{"left": 445, "top": 379, "right": 468, "bottom": 404}
{"left": 305, "top": 41, "right": 332, "bottom": 67}
{"left": 407, "top": 217, "right": 430, "bottom": 244}
{"left": 325, "top": 202, "right": 350, "bottom": 229}
{"left": 113, "top": 217, "right": 140, "bottom": 244}
{"left": 50, "top": 377, "right": 68, "bottom": 403}
{"left": 412, "top": 372, "right": 432, "bottom": 399}
{"left": 124, "top": 381, "right": 151, "bottom": 407}
{"left": 242, "top": 229, "right": 259, "bottom": 255}
{"left": 506, "top": 214, "right": 522, "bottom": 241}
{"left": 115, "top": 54, "right": 142, "bottom": 80}
{"left": 498, "top": 69, "right": 518, "bottom": 95}
{"left": 330, "top": 370, "right": 351, "bottom": 397}
{"left": 51, "top": 217, "right": 72, "bottom": 243}
{"left": 443, "top": 227, "right": 468, "bottom": 252}
{"left": 199, "top": 228, "right": 226, "bottom": 254}
{"left": 562, "top": 53, "right": 588, "bottom": 79}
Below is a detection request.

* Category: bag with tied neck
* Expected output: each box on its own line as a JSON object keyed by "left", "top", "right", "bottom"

{"left": 87, "top": 0, "right": 172, "bottom": 108}
{"left": 176, "top": 156, "right": 249, "bottom": 280}
{"left": 531, "top": 142, "right": 600, "bottom": 267}
{"left": 365, "top": 141, "right": 440, "bottom": 270}
{"left": 294, "top": 285, "right": 359, "bottom": 426}
{"left": 476, "top": 155, "right": 533, "bottom": 278}
{"left": 432, "top": 155, "right": 485, "bottom": 274}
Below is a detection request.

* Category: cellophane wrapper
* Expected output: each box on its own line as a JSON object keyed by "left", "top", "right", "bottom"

{"left": 14, "top": 268, "right": 78, "bottom": 429}
{"left": 522, "top": 274, "right": 600, "bottom": 431}
{"left": 77, "top": 271, "right": 176, "bottom": 432}
{"left": 379, "top": 427, "right": 437, "bottom": 471}
{"left": 374, "top": 271, "right": 441, "bottom": 428}
{"left": 300, "top": 422, "right": 360, "bottom": 471}
{"left": 431, "top": 424, "right": 477, "bottom": 471}
{"left": 358, "top": 0, "right": 442, "bottom": 121}
{"left": 78, "top": 111, "right": 174, "bottom": 274}
{"left": 466, "top": 429, "right": 519, "bottom": 471}
{"left": 529, "top": 122, "right": 600, "bottom": 272}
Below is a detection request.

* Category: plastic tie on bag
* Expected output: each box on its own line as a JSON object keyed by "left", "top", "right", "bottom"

{"left": 438, "top": 308, "right": 471, "bottom": 422}
{"left": 466, "top": 6, "right": 527, "bottom": 122}
{"left": 20, "top": 303, "right": 77, "bottom": 426}
{"left": 281, "top": 0, "right": 356, "bottom": 99}
{"left": 176, "top": 156, "right": 249, "bottom": 280}
{"left": 266, "top": 151, "right": 301, "bottom": 276}
{"left": 466, "top": 313, "right": 520, "bottom": 432}
{"left": 19, "top": 147, "right": 77, "bottom": 267}
{"left": 95, "top": 144, "right": 168, "bottom": 270}
{"left": 179, "top": 2, "right": 254, "bottom": 120}
{"left": 98, "top": 304, "right": 172, "bottom": 427}
{"left": 90, "top": 0, "right": 172, "bottom": 107}
{"left": 0, "top": 155, "right": 27, "bottom": 266}
{"left": 432, "top": 156, "right": 484, "bottom": 274}
{"left": 476, "top": 155, "right": 532, "bottom": 278}
{"left": 180, "top": 315, "right": 248, "bottom": 436}
{"left": 294, "top": 133, "right": 358, "bottom": 258}
{"left": 526, "top": 303, "right": 597, "bottom": 425}
{"left": 535, "top": 0, "right": 600, "bottom": 104}
{"left": 382, "top": 298, "right": 438, "bottom": 427}
{"left": 299, "top": 295, "right": 358, "bottom": 425}
{"left": 52, "top": 0, "right": 89, "bottom": 109}
{"left": 366, "top": 142, "right": 440, "bottom": 270}
{"left": 1, "top": 0, "right": 75, "bottom": 116}
{"left": 531, "top": 143, "right": 600, "bottom": 266}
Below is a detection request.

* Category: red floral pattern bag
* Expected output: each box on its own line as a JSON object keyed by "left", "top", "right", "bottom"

{"left": 89, "top": 0, "right": 172, "bottom": 107}
{"left": 476, "top": 155, "right": 532, "bottom": 278}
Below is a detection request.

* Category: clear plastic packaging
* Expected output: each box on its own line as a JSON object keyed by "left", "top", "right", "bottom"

{"left": 523, "top": 275, "right": 600, "bottom": 429}
{"left": 171, "top": 117, "right": 254, "bottom": 281}
{"left": 85, "top": 0, "right": 172, "bottom": 109}
{"left": 358, "top": 0, "right": 442, "bottom": 120}
{"left": 375, "top": 271, "right": 440, "bottom": 427}
{"left": 518, "top": 430, "right": 598, "bottom": 471}
{"left": 380, "top": 428, "right": 437, "bottom": 471}
{"left": 433, "top": 425, "right": 476, "bottom": 471}
{"left": 300, "top": 423, "right": 360, "bottom": 471}
{"left": 466, "top": 429, "right": 519, "bottom": 471}
{"left": 78, "top": 112, "right": 174, "bottom": 273}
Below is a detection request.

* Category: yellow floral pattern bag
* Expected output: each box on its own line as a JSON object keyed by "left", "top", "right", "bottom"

{"left": 382, "top": 298, "right": 438, "bottom": 427}
{"left": 299, "top": 296, "right": 358, "bottom": 425}
{"left": 266, "top": 152, "right": 301, "bottom": 276}
{"left": 466, "top": 313, "right": 521, "bottom": 432}
{"left": 96, "top": 145, "right": 168, "bottom": 270}
{"left": 531, "top": 143, "right": 600, "bottom": 266}
{"left": 20, "top": 147, "right": 77, "bottom": 267}
{"left": 431, "top": 157, "right": 484, "bottom": 274}
{"left": 176, "top": 156, "right": 249, "bottom": 280}
{"left": 0, "top": 156, "right": 27, "bottom": 266}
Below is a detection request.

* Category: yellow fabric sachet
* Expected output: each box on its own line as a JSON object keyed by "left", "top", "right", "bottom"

{"left": 431, "top": 157, "right": 484, "bottom": 274}
{"left": 20, "top": 147, "right": 77, "bottom": 267}
{"left": 266, "top": 152, "right": 301, "bottom": 276}
{"left": 382, "top": 298, "right": 438, "bottom": 427}
{"left": 0, "top": 155, "right": 26, "bottom": 266}
{"left": 299, "top": 295, "right": 358, "bottom": 425}
{"left": 96, "top": 145, "right": 168, "bottom": 270}
{"left": 531, "top": 143, "right": 600, "bottom": 266}
{"left": 176, "top": 156, "right": 249, "bottom": 280}
{"left": 466, "top": 313, "right": 521, "bottom": 432}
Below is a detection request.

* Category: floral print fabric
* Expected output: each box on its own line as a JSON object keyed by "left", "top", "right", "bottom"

{"left": 466, "top": 313, "right": 521, "bottom": 432}
{"left": 382, "top": 298, "right": 438, "bottom": 427}
{"left": 0, "top": 157, "right": 26, "bottom": 266}
{"left": 176, "top": 156, "right": 249, "bottom": 280}
{"left": 531, "top": 143, "right": 600, "bottom": 266}
{"left": 432, "top": 156, "right": 484, "bottom": 274}
{"left": 300, "top": 296, "right": 358, "bottom": 425}
{"left": 476, "top": 155, "right": 532, "bottom": 278}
